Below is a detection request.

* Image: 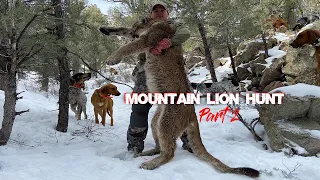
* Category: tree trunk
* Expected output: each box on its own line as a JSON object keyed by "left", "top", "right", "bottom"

{"left": 40, "top": 74, "right": 49, "bottom": 92}
{"left": 227, "top": 44, "right": 239, "bottom": 80}
{"left": 53, "top": 0, "right": 70, "bottom": 132}
{"left": 0, "top": 0, "right": 17, "bottom": 145}
{"left": 196, "top": 15, "right": 217, "bottom": 83}
{"left": 262, "top": 32, "right": 268, "bottom": 58}
{"left": 0, "top": 72, "right": 17, "bottom": 145}
{"left": 0, "top": 74, "right": 4, "bottom": 91}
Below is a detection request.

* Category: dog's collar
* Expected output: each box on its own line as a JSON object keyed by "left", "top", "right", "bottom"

{"left": 97, "top": 89, "right": 113, "bottom": 99}
{"left": 72, "top": 83, "right": 85, "bottom": 89}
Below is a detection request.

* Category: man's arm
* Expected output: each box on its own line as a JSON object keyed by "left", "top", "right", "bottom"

{"left": 171, "top": 22, "right": 191, "bottom": 46}
{"left": 150, "top": 20, "right": 190, "bottom": 55}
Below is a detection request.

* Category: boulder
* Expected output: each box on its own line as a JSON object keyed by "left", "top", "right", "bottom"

{"left": 262, "top": 81, "right": 284, "bottom": 92}
{"left": 282, "top": 46, "right": 317, "bottom": 85}
{"left": 250, "top": 62, "right": 266, "bottom": 77}
{"left": 259, "top": 94, "right": 320, "bottom": 155}
{"left": 236, "top": 66, "right": 251, "bottom": 81}
{"left": 260, "top": 68, "right": 283, "bottom": 89}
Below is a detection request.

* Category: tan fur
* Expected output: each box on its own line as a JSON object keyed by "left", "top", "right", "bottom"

{"left": 106, "top": 19, "right": 259, "bottom": 178}
{"left": 90, "top": 84, "right": 121, "bottom": 126}
{"left": 109, "top": 67, "right": 118, "bottom": 75}
{"left": 265, "top": 14, "right": 289, "bottom": 31}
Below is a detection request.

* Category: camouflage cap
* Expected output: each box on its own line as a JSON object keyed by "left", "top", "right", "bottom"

{"left": 150, "top": 1, "right": 169, "bottom": 14}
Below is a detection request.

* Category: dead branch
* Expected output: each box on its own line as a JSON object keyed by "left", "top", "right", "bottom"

{"left": 227, "top": 104, "right": 263, "bottom": 141}
{"left": 15, "top": 109, "right": 30, "bottom": 116}
{"left": 67, "top": 49, "right": 133, "bottom": 89}
{"left": 16, "top": 91, "right": 25, "bottom": 96}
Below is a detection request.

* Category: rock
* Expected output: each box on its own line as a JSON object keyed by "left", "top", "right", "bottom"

{"left": 259, "top": 94, "right": 320, "bottom": 155}
{"left": 250, "top": 62, "right": 267, "bottom": 77}
{"left": 235, "top": 41, "right": 261, "bottom": 66}
{"left": 185, "top": 56, "right": 203, "bottom": 69}
{"left": 251, "top": 77, "right": 261, "bottom": 87}
{"left": 262, "top": 81, "right": 284, "bottom": 92}
{"left": 260, "top": 117, "right": 286, "bottom": 151}
{"left": 253, "top": 53, "right": 267, "bottom": 64}
{"left": 236, "top": 67, "right": 251, "bottom": 81}
{"left": 270, "top": 57, "right": 286, "bottom": 70}
{"left": 259, "top": 95, "right": 311, "bottom": 120}
{"left": 260, "top": 68, "right": 283, "bottom": 89}
{"left": 307, "top": 98, "right": 320, "bottom": 119}
{"left": 282, "top": 46, "right": 317, "bottom": 85}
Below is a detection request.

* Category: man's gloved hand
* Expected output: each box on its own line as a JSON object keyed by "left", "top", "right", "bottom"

{"left": 150, "top": 38, "right": 171, "bottom": 55}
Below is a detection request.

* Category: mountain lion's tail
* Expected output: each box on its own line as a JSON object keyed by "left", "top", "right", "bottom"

{"left": 186, "top": 113, "right": 260, "bottom": 178}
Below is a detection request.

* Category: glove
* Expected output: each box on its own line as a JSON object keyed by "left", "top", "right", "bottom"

{"left": 157, "top": 38, "right": 171, "bottom": 49}
{"left": 150, "top": 38, "right": 171, "bottom": 55}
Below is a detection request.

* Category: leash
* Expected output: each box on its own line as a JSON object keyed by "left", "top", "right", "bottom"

{"left": 67, "top": 49, "right": 133, "bottom": 90}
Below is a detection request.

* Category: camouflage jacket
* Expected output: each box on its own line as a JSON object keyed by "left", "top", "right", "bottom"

{"left": 132, "top": 19, "right": 190, "bottom": 93}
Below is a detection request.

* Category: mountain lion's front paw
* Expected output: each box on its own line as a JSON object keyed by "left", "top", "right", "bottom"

{"left": 107, "top": 56, "right": 121, "bottom": 65}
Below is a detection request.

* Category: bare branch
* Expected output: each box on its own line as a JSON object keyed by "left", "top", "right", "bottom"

{"left": 67, "top": 49, "right": 133, "bottom": 89}
{"left": 0, "top": 53, "right": 10, "bottom": 58}
{"left": 0, "top": 43, "right": 10, "bottom": 48}
{"left": 73, "top": 22, "right": 93, "bottom": 30}
{"left": 0, "top": 70, "right": 7, "bottom": 74}
{"left": 17, "top": 45, "right": 45, "bottom": 67}
{"left": 17, "top": 3, "right": 60, "bottom": 45}
{"left": 15, "top": 109, "right": 30, "bottom": 116}
{"left": 16, "top": 91, "right": 25, "bottom": 96}
{"left": 227, "top": 104, "right": 263, "bottom": 141}
{"left": 17, "top": 14, "right": 38, "bottom": 45}
{"left": 0, "top": 61, "right": 10, "bottom": 73}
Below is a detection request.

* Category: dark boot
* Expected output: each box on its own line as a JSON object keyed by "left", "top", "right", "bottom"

{"left": 127, "top": 101, "right": 152, "bottom": 154}
{"left": 180, "top": 132, "right": 193, "bottom": 153}
{"left": 127, "top": 126, "right": 148, "bottom": 154}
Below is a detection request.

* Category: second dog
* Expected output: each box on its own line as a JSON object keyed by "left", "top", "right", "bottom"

{"left": 91, "top": 84, "right": 121, "bottom": 126}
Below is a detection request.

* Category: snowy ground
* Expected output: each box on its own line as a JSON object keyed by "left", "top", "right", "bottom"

{"left": 1, "top": 75, "right": 320, "bottom": 180}
{"left": 1, "top": 32, "right": 320, "bottom": 180}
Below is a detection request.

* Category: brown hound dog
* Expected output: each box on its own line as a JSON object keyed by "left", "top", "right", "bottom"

{"left": 265, "top": 15, "right": 289, "bottom": 31}
{"left": 290, "top": 29, "right": 320, "bottom": 86}
{"left": 90, "top": 84, "right": 121, "bottom": 126}
{"left": 109, "top": 67, "right": 118, "bottom": 75}
{"left": 69, "top": 73, "right": 92, "bottom": 120}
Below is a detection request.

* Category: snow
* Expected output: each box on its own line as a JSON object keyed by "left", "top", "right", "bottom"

{"left": 1, "top": 32, "right": 320, "bottom": 180}
{"left": 1, "top": 71, "right": 320, "bottom": 180}
{"left": 273, "top": 33, "right": 291, "bottom": 42}
{"left": 263, "top": 46, "right": 287, "bottom": 67}
{"left": 188, "top": 57, "right": 233, "bottom": 83}
{"left": 271, "top": 83, "right": 320, "bottom": 97}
